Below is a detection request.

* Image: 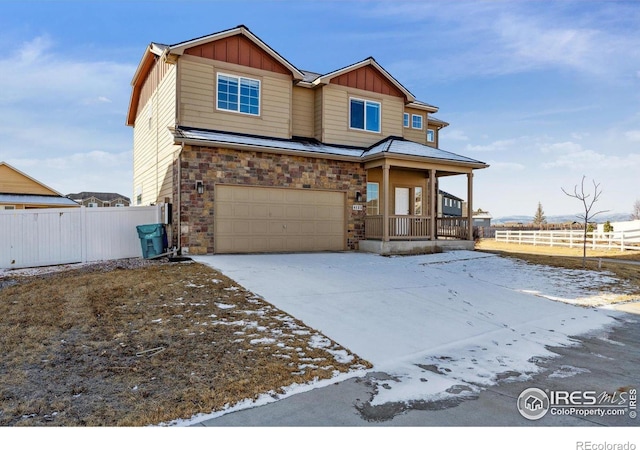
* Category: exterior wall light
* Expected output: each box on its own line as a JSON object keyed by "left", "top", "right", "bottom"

{"left": 355, "top": 191, "right": 362, "bottom": 202}
{"left": 196, "top": 180, "right": 204, "bottom": 194}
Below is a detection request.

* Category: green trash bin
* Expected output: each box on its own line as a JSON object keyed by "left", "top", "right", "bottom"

{"left": 136, "top": 223, "right": 165, "bottom": 258}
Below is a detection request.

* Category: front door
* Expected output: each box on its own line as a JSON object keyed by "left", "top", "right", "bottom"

{"left": 395, "top": 187, "right": 410, "bottom": 215}
{"left": 394, "top": 187, "right": 410, "bottom": 236}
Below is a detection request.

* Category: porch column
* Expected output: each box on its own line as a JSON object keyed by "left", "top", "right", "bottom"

{"left": 382, "top": 163, "right": 390, "bottom": 242}
{"left": 429, "top": 169, "right": 436, "bottom": 240}
{"left": 467, "top": 172, "right": 474, "bottom": 240}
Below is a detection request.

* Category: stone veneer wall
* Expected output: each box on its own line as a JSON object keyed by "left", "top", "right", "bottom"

{"left": 175, "top": 145, "right": 366, "bottom": 254}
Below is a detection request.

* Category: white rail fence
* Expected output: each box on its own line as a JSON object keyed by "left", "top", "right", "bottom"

{"left": 0, "top": 205, "right": 163, "bottom": 269}
{"left": 495, "top": 228, "right": 640, "bottom": 252}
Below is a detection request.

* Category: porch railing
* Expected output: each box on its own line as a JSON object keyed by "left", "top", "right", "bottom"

{"left": 437, "top": 217, "right": 469, "bottom": 239}
{"left": 364, "top": 215, "right": 469, "bottom": 240}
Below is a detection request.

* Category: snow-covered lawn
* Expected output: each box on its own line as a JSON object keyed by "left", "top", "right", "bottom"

{"left": 194, "top": 251, "right": 633, "bottom": 413}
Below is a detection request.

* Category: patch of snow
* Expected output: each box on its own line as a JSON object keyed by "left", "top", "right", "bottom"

{"left": 249, "top": 338, "right": 276, "bottom": 344}
{"left": 548, "top": 365, "right": 591, "bottom": 379}
{"left": 215, "top": 303, "right": 235, "bottom": 309}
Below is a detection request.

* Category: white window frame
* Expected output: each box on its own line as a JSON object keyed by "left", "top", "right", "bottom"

{"left": 0, "top": 205, "right": 16, "bottom": 210}
{"left": 427, "top": 129, "right": 435, "bottom": 143}
{"left": 88, "top": 202, "right": 98, "bottom": 208}
{"left": 412, "top": 114, "right": 423, "bottom": 130}
{"left": 216, "top": 73, "right": 261, "bottom": 116}
{"left": 403, "top": 113, "right": 410, "bottom": 128}
{"left": 349, "top": 97, "right": 381, "bottom": 133}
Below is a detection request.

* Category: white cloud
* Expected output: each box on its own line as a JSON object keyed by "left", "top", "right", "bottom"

{"left": 625, "top": 130, "right": 640, "bottom": 141}
{"left": 364, "top": 2, "right": 640, "bottom": 81}
{"left": 465, "top": 139, "right": 517, "bottom": 153}
{"left": 441, "top": 129, "right": 469, "bottom": 141}
{"left": 486, "top": 161, "right": 525, "bottom": 172}
{"left": 540, "top": 141, "right": 640, "bottom": 170}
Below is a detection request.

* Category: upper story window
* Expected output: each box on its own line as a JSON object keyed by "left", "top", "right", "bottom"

{"left": 412, "top": 114, "right": 423, "bottom": 130}
{"left": 350, "top": 98, "right": 381, "bottom": 133}
{"left": 217, "top": 73, "right": 260, "bottom": 116}
{"left": 427, "top": 129, "right": 435, "bottom": 143}
{"left": 403, "top": 113, "right": 410, "bottom": 128}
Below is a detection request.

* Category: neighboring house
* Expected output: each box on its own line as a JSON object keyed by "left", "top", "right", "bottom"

{"left": 438, "top": 190, "right": 464, "bottom": 217}
{"left": 472, "top": 210, "right": 493, "bottom": 228}
{"left": 67, "top": 192, "right": 131, "bottom": 208}
{"left": 0, "top": 162, "right": 79, "bottom": 210}
{"left": 126, "top": 25, "right": 488, "bottom": 255}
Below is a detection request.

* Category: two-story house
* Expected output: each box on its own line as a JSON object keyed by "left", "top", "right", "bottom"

{"left": 126, "top": 25, "right": 488, "bottom": 255}
{"left": 67, "top": 192, "right": 131, "bottom": 208}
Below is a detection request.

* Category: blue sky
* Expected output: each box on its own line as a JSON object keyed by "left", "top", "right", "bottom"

{"left": 1, "top": 0, "right": 639, "bottom": 218}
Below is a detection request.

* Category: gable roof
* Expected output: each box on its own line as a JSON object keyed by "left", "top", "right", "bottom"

{"left": 311, "top": 57, "right": 426, "bottom": 107}
{"left": 0, "top": 162, "right": 65, "bottom": 197}
{"left": 168, "top": 25, "right": 305, "bottom": 80}
{"left": 67, "top": 192, "right": 131, "bottom": 203}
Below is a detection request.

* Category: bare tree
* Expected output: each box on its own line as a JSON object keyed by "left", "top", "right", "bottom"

{"left": 561, "top": 176, "right": 608, "bottom": 267}
{"left": 632, "top": 199, "right": 640, "bottom": 220}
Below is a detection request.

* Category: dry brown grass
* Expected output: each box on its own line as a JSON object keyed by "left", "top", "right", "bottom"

{"left": 0, "top": 260, "right": 371, "bottom": 427}
{"left": 475, "top": 239, "right": 640, "bottom": 295}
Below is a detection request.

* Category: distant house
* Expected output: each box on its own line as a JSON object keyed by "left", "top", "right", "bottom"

{"left": 438, "top": 190, "right": 464, "bottom": 217}
{"left": 0, "top": 162, "right": 79, "bottom": 210}
{"left": 472, "top": 209, "right": 492, "bottom": 227}
{"left": 67, "top": 192, "right": 131, "bottom": 208}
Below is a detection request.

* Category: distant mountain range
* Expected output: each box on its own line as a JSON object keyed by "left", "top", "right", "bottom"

{"left": 493, "top": 212, "right": 633, "bottom": 225}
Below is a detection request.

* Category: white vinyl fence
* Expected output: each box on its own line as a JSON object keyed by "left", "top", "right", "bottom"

{"left": 495, "top": 228, "right": 640, "bottom": 252}
{"left": 0, "top": 205, "right": 163, "bottom": 269}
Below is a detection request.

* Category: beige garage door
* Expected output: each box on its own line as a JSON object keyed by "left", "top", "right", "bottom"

{"left": 215, "top": 185, "right": 346, "bottom": 253}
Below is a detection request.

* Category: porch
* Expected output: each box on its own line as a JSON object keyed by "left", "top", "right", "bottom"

{"left": 360, "top": 216, "right": 474, "bottom": 255}
{"left": 357, "top": 137, "right": 488, "bottom": 255}
{"left": 363, "top": 215, "right": 470, "bottom": 241}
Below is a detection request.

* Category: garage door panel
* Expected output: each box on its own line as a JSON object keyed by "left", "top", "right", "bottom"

{"left": 215, "top": 185, "right": 345, "bottom": 253}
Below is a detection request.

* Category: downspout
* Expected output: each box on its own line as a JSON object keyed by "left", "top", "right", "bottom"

{"left": 177, "top": 142, "right": 183, "bottom": 254}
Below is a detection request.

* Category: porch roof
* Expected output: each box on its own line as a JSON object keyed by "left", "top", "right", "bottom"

{"left": 0, "top": 194, "right": 80, "bottom": 207}
{"left": 172, "top": 127, "right": 487, "bottom": 168}
{"left": 363, "top": 137, "right": 487, "bottom": 167}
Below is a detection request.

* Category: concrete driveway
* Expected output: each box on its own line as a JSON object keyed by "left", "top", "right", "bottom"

{"left": 192, "top": 251, "right": 638, "bottom": 426}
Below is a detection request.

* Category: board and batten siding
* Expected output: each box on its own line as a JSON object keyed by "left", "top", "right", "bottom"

{"left": 132, "top": 62, "right": 178, "bottom": 206}
{"left": 178, "top": 56, "right": 293, "bottom": 139}
{"left": 320, "top": 85, "right": 404, "bottom": 147}
{"left": 291, "top": 86, "right": 315, "bottom": 138}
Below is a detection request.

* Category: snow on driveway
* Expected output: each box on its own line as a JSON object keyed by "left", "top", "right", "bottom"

{"left": 194, "top": 251, "right": 626, "bottom": 406}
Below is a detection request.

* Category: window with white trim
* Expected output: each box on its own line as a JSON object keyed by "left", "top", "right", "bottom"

{"left": 412, "top": 114, "right": 423, "bottom": 130}
{"left": 366, "top": 182, "right": 379, "bottom": 215}
{"left": 350, "top": 98, "right": 381, "bottom": 133}
{"left": 0, "top": 205, "right": 16, "bottom": 210}
{"left": 427, "top": 129, "right": 435, "bottom": 143}
{"left": 403, "top": 113, "right": 409, "bottom": 128}
{"left": 217, "top": 73, "right": 260, "bottom": 115}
